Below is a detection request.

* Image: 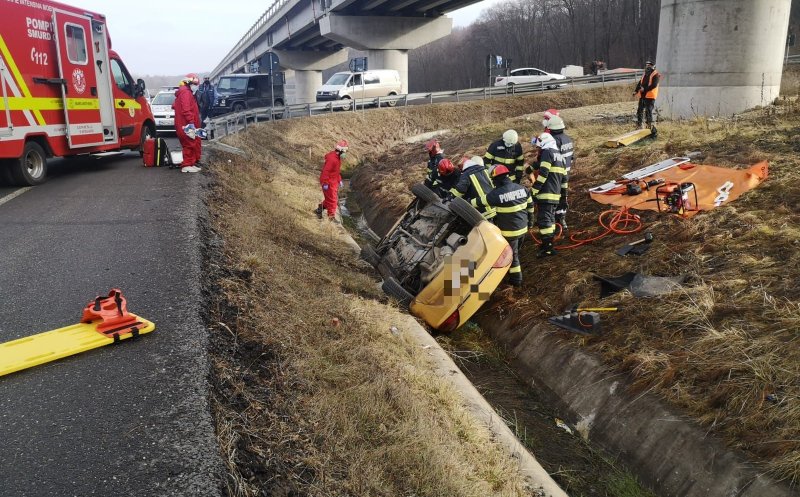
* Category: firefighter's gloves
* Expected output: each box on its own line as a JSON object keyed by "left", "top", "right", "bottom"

{"left": 183, "top": 124, "right": 197, "bottom": 140}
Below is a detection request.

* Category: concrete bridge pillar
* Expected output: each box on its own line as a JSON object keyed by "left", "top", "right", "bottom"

{"left": 319, "top": 15, "right": 453, "bottom": 94}
{"left": 655, "top": 0, "right": 792, "bottom": 118}
{"left": 273, "top": 49, "right": 348, "bottom": 104}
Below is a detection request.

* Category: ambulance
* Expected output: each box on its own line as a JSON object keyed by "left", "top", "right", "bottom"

{"left": 0, "top": 0, "right": 155, "bottom": 185}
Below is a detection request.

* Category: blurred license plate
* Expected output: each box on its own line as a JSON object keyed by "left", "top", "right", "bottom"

{"left": 157, "top": 119, "right": 174, "bottom": 126}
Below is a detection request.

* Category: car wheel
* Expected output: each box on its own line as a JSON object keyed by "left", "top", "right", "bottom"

{"left": 9, "top": 141, "right": 47, "bottom": 186}
{"left": 411, "top": 183, "right": 440, "bottom": 205}
{"left": 386, "top": 92, "right": 398, "bottom": 107}
{"left": 360, "top": 244, "right": 380, "bottom": 268}
{"left": 340, "top": 97, "right": 352, "bottom": 111}
{"left": 449, "top": 197, "right": 484, "bottom": 228}
{"left": 138, "top": 122, "right": 155, "bottom": 156}
{"left": 506, "top": 83, "right": 515, "bottom": 94}
{"left": 382, "top": 277, "right": 414, "bottom": 308}
{"left": 232, "top": 103, "right": 245, "bottom": 114}
{"left": 547, "top": 79, "right": 559, "bottom": 90}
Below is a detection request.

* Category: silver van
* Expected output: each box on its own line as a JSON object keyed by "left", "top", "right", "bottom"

{"left": 316, "top": 70, "right": 402, "bottom": 106}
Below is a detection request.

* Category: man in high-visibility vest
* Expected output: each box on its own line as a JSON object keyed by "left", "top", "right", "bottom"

{"left": 484, "top": 130, "right": 525, "bottom": 183}
{"left": 634, "top": 61, "right": 660, "bottom": 129}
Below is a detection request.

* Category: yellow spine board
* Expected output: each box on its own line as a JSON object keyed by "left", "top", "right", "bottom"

{"left": 0, "top": 315, "right": 155, "bottom": 377}
{"left": 606, "top": 128, "right": 653, "bottom": 148}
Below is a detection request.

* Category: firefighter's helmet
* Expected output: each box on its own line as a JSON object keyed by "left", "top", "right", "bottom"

{"left": 502, "top": 130, "right": 518, "bottom": 146}
{"left": 183, "top": 73, "right": 200, "bottom": 86}
{"left": 424, "top": 139, "right": 440, "bottom": 154}
{"left": 546, "top": 115, "right": 566, "bottom": 131}
{"left": 437, "top": 158, "right": 455, "bottom": 176}
{"left": 490, "top": 164, "right": 510, "bottom": 178}
{"left": 335, "top": 139, "right": 349, "bottom": 152}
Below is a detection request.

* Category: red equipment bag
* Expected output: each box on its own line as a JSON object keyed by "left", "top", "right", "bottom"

{"left": 142, "top": 137, "right": 156, "bottom": 167}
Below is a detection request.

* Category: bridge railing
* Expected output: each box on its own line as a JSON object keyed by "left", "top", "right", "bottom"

{"left": 207, "top": 70, "right": 643, "bottom": 139}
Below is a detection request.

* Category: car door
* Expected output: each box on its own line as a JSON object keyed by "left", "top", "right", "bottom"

{"left": 246, "top": 77, "right": 259, "bottom": 108}
{"left": 349, "top": 73, "right": 364, "bottom": 99}
{"left": 363, "top": 72, "right": 381, "bottom": 97}
{"left": 532, "top": 69, "right": 549, "bottom": 83}
{"left": 109, "top": 58, "right": 141, "bottom": 148}
{"left": 52, "top": 9, "right": 105, "bottom": 148}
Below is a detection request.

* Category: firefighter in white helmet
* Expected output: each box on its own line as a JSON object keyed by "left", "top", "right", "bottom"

{"left": 484, "top": 129, "right": 525, "bottom": 183}
{"left": 542, "top": 114, "right": 574, "bottom": 230}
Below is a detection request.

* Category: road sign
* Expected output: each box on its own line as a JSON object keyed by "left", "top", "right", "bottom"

{"left": 349, "top": 57, "right": 368, "bottom": 72}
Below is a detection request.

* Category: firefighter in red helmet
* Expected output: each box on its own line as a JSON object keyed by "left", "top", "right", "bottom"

{"left": 424, "top": 158, "right": 460, "bottom": 198}
{"left": 173, "top": 73, "right": 202, "bottom": 173}
{"left": 315, "top": 139, "right": 349, "bottom": 221}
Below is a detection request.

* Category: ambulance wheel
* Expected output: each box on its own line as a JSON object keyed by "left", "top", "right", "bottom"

{"left": 9, "top": 142, "right": 47, "bottom": 186}
{"left": 138, "top": 123, "right": 156, "bottom": 157}
{"left": 449, "top": 197, "right": 485, "bottom": 228}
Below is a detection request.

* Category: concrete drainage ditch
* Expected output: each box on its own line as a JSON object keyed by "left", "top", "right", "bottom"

{"left": 345, "top": 185, "right": 797, "bottom": 497}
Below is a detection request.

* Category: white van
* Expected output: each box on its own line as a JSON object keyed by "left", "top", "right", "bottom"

{"left": 316, "top": 70, "right": 402, "bottom": 105}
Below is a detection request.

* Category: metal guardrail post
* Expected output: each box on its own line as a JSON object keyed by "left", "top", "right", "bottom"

{"left": 602, "top": 73, "right": 605, "bottom": 87}
{"left": 456, "top": 90, "right": 459, "bottom": 102}
{"left": 404, "top": 95, "right": 408, "bottom": 107}
{"left": 225, "top": 119, "right": 230, "bottom": 137}
{"left": 307, "top": 104, "right": 312, "bottom": 117}
{"left": 483, "top": 87, "right": 487, "bottom": 100}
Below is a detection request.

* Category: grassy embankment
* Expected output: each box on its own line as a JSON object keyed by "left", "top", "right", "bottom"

{"left": 352, "top": 88, "right": 800, "bottom": 484}
{"left": 202, "top": 86, "right": 633, "bottom": 496}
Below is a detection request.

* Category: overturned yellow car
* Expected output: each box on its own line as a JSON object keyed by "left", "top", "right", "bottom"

{"left": 361, "top": 184, "right": 512, "bottom": 332}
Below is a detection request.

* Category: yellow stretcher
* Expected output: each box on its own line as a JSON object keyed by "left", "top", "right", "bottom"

{"left": 0, "top": 290, "right": 155, "bottom": 377}
{"left": 605, "top": 128, "right": 655, "bottom": 148}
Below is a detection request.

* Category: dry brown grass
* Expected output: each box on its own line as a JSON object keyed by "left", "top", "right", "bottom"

{"left": 204, "top": 148, "right": 534, "bottom": 495}
{"left": 348, "top": 96, "right": 800, "bottom": 484}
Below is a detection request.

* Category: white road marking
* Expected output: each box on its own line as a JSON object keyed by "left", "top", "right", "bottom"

{"left": 0, "top": 187, "right": 32, "bottom": 207}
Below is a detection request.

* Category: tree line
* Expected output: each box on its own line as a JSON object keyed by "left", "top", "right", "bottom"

{"left": 410, "top": 0, "right": 660, "bottom": 92}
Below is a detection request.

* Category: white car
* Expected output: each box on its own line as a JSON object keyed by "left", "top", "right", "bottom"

{"left": 151, "top": 89, "right": 177, "bottom": 134}
{"left": 494, "top": 68, "right": 567, "bottom": 89}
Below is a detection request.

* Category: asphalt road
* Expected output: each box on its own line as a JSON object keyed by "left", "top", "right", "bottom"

{"left": 0, "top": 136, "right": 222, "bottom": 496}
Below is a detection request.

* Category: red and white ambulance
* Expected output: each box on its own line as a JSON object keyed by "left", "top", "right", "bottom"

{"left": 0, "top": 0, "right": 155, "bottom": 185}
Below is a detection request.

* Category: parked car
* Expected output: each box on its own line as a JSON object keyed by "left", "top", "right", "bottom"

{"left": 151, "top": 90, "right": 176, "bottom": 134}
{"left": 361, "top": 184, "right": 512, "bottom": 332}
{"left": 316, "top": 70, "right": 402, "bottom": 108}
{"left": 494, "top": 67, "right": 567, "bottom": 89}
{"left": 210, "top": 73, "right": 285, "bottom": 117}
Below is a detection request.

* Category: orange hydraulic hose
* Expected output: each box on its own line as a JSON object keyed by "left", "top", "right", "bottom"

{"left": 529, "top": 206, "right": 644, "bottom": 250}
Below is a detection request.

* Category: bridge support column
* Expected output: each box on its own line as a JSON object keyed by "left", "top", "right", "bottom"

{"left": 274, "top": 49, "right": 348, "bottom": 104}
{"left": 319, "top": 15, "right": 453, "bottom": 94}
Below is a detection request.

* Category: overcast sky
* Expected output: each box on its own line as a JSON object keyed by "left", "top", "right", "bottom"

{"left": 59, "top": 0, "right": 503, "bottom": 76}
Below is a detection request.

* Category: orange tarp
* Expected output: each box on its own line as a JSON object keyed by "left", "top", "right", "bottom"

{"left": 589, "top": 161, "right": 768, "bottom": 217}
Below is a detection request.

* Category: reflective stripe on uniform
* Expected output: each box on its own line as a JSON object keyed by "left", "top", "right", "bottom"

{"left": 509, "top": 266, "right": 522, "bottom": 274}
{"left": 536, "top": 193, "right": 562, "bottom": 202}
{"left": 495, "top": 204, "right": 527, "bottom": 214}
{"left": 540, "top": 225, "right": 556, "bottom": 235}
{"left": 489, "top": 156, "right": 517, "bottom": 165}
{"left": 501, "top": 227, "right": 528, "bottom": 238}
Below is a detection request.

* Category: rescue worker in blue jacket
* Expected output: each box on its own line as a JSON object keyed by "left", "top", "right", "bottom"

{"left": 474, "top": 164, "right": 534, "bottom": 286}
{"left": 424, "top": 158, "right": 460, "bottom": 198}
{"left": 450, "top": 156, "right": 496, "bottom": 220}
{"left": 542, "top": 114, "right": 574, "bottom": 230}
{"left": 484, "top": 130, "right": 525, "bottom": 183}
{"left": 529, "top": 132, "right": 567, "bottom": 257}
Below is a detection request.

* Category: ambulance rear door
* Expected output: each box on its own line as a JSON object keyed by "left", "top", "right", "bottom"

{"left": 52, "top": 9, "right": 105, "bottom": 148}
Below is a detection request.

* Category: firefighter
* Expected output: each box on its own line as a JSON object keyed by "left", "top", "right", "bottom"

{"left": 484, "top": 130, "right": 525, "bottom": 183}
{"left": 634, "top": 61, "right": 660, "bottom": 129}
{"left": 530, "top": 133, "right": 566, "bottom": 257}
{"left": 173, "top": 73, "right": 202, "bottom": 173}
{"left": 425, "top": 158, "right": 460, "bottom": 199}
{"left": 474, "top": 165, "right": 534, "bottom": 286}
{"left": 424, "top": 139, "right": 445, "bottom": 186}
{"left": 450, "top": 156, "right": 496, "bottom": 220}
{"left": 542, "top": 114, "right": 574, "bottom": 230}
{"left": 315, "top": 140, "right": 349, "bottom": 221}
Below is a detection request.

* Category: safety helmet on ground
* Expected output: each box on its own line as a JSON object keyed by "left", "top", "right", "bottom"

{"left": 490, "top": 164, "right": 510, "bottom": 178}
{"left": 502, "top": 130, "right": 519, "bottom": 147}
{"left": 182, "top": 73, "right": 200, "bottom": 86}
{"left": 424, "top": 139, "right": 441, "bottom": 154}
{"left": 532, "top": 132, "right": 557, "bottom": 149}
{"left": 335, "top": 139, "right": 349, "bottom": 152}
{"left": 437, "top": 158, "right": 455, "bottom": 176}
{"left": 546, "top": 115, "right": 566, "bottom": 131}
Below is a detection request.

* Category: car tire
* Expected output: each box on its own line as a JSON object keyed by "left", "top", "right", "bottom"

{"left": 382, "top": 277, "right": 414, "bottom": 308}
{"left": 360, "top": 244, "right": 380, "bottom": 268}
{"left": 506, "top": 83, "right": 515, "bottom": 94}
{"left": 232, "top": 103, "right": 244, "bottom": 114}
{"left": 138, "top": 122, "right": 155, "bottom": 157}
{"left": 449, "top": 197, "right": 484, "bottom": 228}
{"left": 411, "top": 183, "right": 440, "bottom": 205}
{"left": 547, "top": 79, "right": 560, "bottom": 90}
{"left": 386, "top": 92, "right": 398, "bottom": 107}
{"left": 340, "top": 97, "right": 352, "bottom": 111}
{"left": 9, "top": 141, "right": 47, "bottom": 186}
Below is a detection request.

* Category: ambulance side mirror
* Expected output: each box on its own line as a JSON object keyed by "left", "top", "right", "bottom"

{"left": 135, "top": 78, "right": 146, "bottom": 98}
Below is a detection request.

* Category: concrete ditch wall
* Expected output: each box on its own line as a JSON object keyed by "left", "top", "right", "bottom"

{"left": 354, "top": 192, "right": 797, "bottom": 497}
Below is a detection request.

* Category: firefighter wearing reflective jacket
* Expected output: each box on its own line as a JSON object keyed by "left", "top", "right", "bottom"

{"left": 542, "top": 114, "right": 574, "bottom": 230}
{"left": 484, "top": 130, "right": 525, "bottom": 183}
{"left": 450, "top": 156, "right": 496, "bottom": 220}
{"left": 634, "top": 61, "right": 660, "bottom": 129}
{"left": 474, "top": 165, "right": 534, "bottom": 286}
{"left": 530, "top": 133, "right": 566, "bottom": 257}
{"left": 424, "top": 139, "right": 445, "bottom": 186}
{"left": 315, "top": 140, "right": 349, "bottom": 221}
{"left": 425, "top": 158, "right": 460, "bottom": 198}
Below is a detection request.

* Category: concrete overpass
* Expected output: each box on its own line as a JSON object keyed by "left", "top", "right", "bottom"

{"left": 209, "top": 0, "right": 485, "bottom": 104}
